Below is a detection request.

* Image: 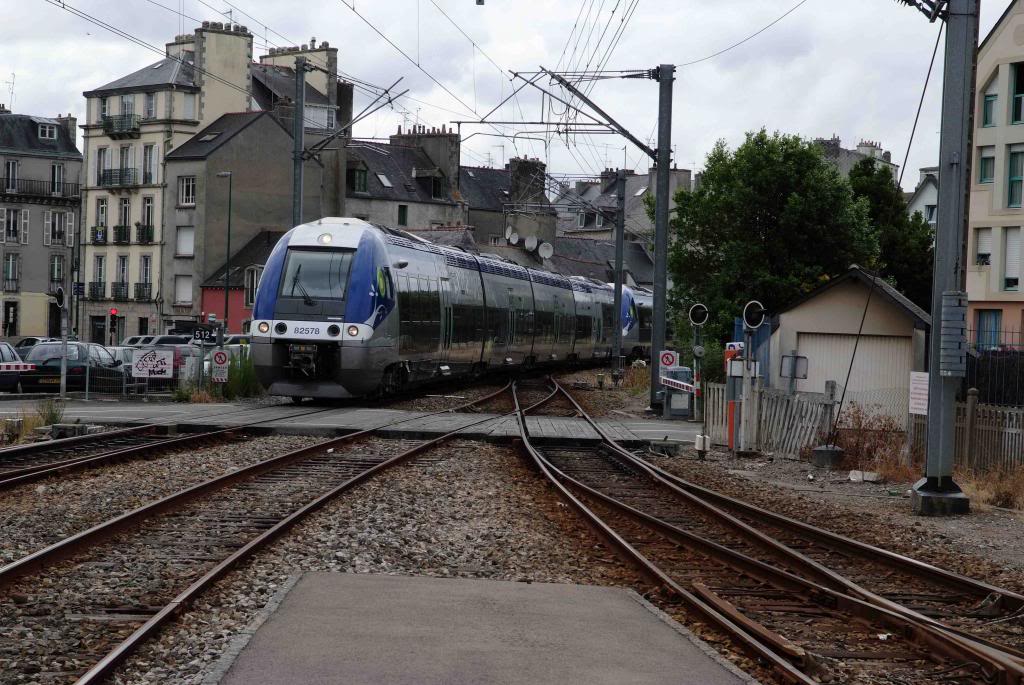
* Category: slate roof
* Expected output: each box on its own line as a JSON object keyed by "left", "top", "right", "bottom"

{"left": 250, "top": 63, "right": 330, "bottom": 108}
{"left": 459, "top": 166, "right": 509, "bottom": 211}
{"left": 346, "top": 141, "right": 457, "bottom": 205}
{"left": 85, "top": 58, "right": 197, "bottom": 96}
{"left": 548, "top": 237, "right": 654, "bottom": 286}
{"left": 202, "top": 231, "right": 286, "bottom": 288}
{"left": 166, "top": 112, "right": 284, "bottom": 160}
{"left": 403, "top": 227, "right": 478, "bottom": 252}
{"left": 778, "top": 265, "right": 931, "bottom": 325}
{"left": 0, "top": 114, "right": 81, "bottom": 158}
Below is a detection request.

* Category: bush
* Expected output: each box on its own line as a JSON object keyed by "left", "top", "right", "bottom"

{"left": 35, "top": 399, "right": 65, "bottom": 426}
{"left": 832, "top": 402, "right": 916, "bottom": 481}
{"left": 959, "top": 468, "right": 1024, "bottom": 510}
{"left": 223, "top": 353, "right": 263, "bottom": 400}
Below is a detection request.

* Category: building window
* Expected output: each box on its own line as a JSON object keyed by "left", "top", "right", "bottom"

{"left": 49, "top": 254, "right": 64, "bottom": 282}
{"left": 376, "top": 173, "right": 392, "bottom": 188}
{"left": 183, "top": 93, "right": 196, "bottom": 119}
{"left": 4, "top": 209, "right": 19, "bottom": 242}
{"left": 50, "top": 163, "right": 64, "bottom": 193}
{"left": 118, "top": 197, "right": 131, "bottom": 226}
{"left": 38, "top": 124, "right": 57, "bottom": 140}
{"left": 4, "top": 160, "right": 16, "bottom": 191}
{"left": 980, "top": 146, "right": 995, "bottom": 183}
{"left": 96, "top": 148, "right": 108, "bottom": 185}
{"left": 1011, "top": 151, "right": 1024, "bottom": 207}
{"left": 976, "top": 227, "right": 992, "bottom": 265}
{"left": 1005, "top": 226, "right": 1021, "bottom": 291}
{"left": 99, "top": 97, "right": 108, "bottom": 120}
{"left": 118, "top": 145, "right": 131, "bottom": 171}
{"left": 178, "top": 176, "right": 196, "bottom": 206}
{"left": 924, "top": 205, "right": 937, "bottom": 224}
{"left": 1014, "top": 63, "right": 1024, "bottom": 123}
{"left": 50, "top": 211, "right": 68, "bottom": 244}
{"left": 577, "top": 211, "right": 585, "bottom": 228}
{"left": 431, "top": 176, "right": 446, "bottom": 199}
{"left": 176, "top": 226, "right": 195, "bottom": 256}
{"left": 140, "top": 255, "right": 152, "bottom": 284}
{"left": 115, "top": 255, "right": 128, "bottom": 284}
{"left": 120, "top": 94, "right": 134, "bottom": 115}
{"left": 352, "top": 169, "right": 367, "bottom": 192}
{"left": 244, "top": 266, "right": 263, "bottom": 307}
{"left": 144, "top": 92, "right": 156, "bottom": 119}
{"left": 94, "top": 255, "right": 105, "bottom": 282}
{"left": 143, "top": 144, "right": 155, "bottom": 183}
{"left": 489, "top": 236, "right": 504, "bottom": 247}
{"left": 142, "top": 196, "right": 154, "bottom": 226}
{"left": 976, "top": 309, "right": 1002, "bottom": 349}
{"left": 174, "top": 274, "right": 193, "bottom": 304}
{"left": 397, "top": 204, "right": 408, "bottom": 227}
{"left": 596, "top": 212, "right": 604, "bottom": 228}
{"left": 138, "top": 317, "right": 149, "bottom": 335}
{"left": 984, "top": 94, "right": 998, "bottom": 127}
{"left": 96, "top": 198, "right": 108, "bottom": 227}
{"left": 3, "top": 254, "right": 17, "bottom": 281}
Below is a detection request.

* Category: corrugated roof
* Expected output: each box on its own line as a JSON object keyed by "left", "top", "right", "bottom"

{"left": 0, "top": 114, "right": 81, "bottom": 158}
{"left": 347, "top": 141, "right": 457, "bottom": 205}
{"left": 202, "top": 231, "right": 287, "bottom": 288}
{"left": 166, "top": 111, "right": 281, "bottom": 160}
{"left": 85, "top": 58, "right": 197, "bottom": 96}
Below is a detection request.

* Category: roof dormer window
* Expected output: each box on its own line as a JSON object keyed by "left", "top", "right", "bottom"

{"left": 38, "top": 124, "right": 57, "bottom": 140}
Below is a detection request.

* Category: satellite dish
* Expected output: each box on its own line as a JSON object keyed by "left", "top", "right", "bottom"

{"left": 538, "top": 242, "right": 554, "bottom": 259}
{"left": 508, "top": 232, "right": 520, "bottom": 245}
{"left": 505, "top": 224, "right": 513, "bottom": 239}
{"left": 525, "top": 235, "right": 538, "bottom": 251}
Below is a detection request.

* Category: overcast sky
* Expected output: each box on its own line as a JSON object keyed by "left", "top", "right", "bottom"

{"left": 4, "top": 1, "right": 1011, "bottom": 190}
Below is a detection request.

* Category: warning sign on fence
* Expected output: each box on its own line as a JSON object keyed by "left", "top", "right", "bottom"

{"left": 211, "top": 350, "right": 229, "bottom": 383}
{"left": 132, "top": 349, "right": 173, "bottom": 378}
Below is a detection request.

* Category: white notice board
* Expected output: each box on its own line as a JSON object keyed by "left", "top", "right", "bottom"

{"left": 909, "top": 371, "right": 929, "bottom": 415}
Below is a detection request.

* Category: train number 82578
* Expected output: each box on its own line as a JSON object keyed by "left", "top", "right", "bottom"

{"left": 293, "top": 326, "right": 321, "bottom": 335}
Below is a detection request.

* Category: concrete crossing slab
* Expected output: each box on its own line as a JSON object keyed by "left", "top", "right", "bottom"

{"left": 219, "top": 573, "right": 750, "bottom": 685}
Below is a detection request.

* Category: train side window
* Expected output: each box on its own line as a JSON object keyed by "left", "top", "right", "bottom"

{"left": 575, "top": 314, "right": 592, "bottom": 341}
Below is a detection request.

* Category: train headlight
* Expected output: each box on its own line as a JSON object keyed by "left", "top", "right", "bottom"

{"left": 257, "top": 321, "right": 270, "bottom": 334}
{"left": 318, "top": 233, "right": 333, "bottom": 244}
{"left": 347, "top": 325, "right": 360, "bottom": 337}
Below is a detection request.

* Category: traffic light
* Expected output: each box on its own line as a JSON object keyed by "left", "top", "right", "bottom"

{"left": 109, "top": 307, "right": 118, "bottom": 328}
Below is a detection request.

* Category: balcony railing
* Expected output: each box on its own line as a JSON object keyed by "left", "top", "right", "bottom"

{"left": 3, "top": 279, "right": 18, "bottom": 293}
{"left": 101, "top": 114, "right": 141, "bottom": 138}
{"left": 113, "top": 226, "right": 131, "bottom": 244}
{"left": 136, "top": 224, "right": 154, "bottom": 244}
{"left": 47, "top": 280, "right": 63, "bottom": 295}
{"left": 99, "top": 168, "right": 139, "bottom": 187}
{"left": 111, "top": 282, "right": 129, "bottom": 301}
{"left": 0, "top": 177, "right": 80, "bottom": 198}
{"left": 88, "top": 281, "right": 105, "bottom": 300}
{"left": 134, "top": 282, "right": 152, "bottom": 301}
{"left": 90, "top": 227, "right": 108, "bottom": 245}
{"left": 4, "top": 230, "right": 18, "bottom": 243}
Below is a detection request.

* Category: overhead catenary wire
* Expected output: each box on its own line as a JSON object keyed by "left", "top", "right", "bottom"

{"left": 678, "top": 0, "right": 813, "bottom": 67}
{"left": 899, "top": 22, "right": 944, "bottom": 189}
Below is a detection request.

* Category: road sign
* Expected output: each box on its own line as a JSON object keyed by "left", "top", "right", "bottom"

{"left": 72, "top": 282, "right": 85, "bottom": 296}
{"left": 193, "top": 326, "right": 215, "bottom": 342}
{"left": 132, "top": 349, "right": 174, "bottom": 378}
{"left": 659, "top": 350, "right": 678, "bottom": 370}
{"left": 211, "top": 350, "right": 229, "bottom": 383}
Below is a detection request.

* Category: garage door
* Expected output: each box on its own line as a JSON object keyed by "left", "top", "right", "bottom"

{"left": 796, "top": 333, "right": 912, "bottom": 421}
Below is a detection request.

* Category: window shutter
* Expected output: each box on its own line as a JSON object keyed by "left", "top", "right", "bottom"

{"left": 977, "top": 228, "right": 993, "bottom": 256}
{"left": 66, "top": 213, "right": 74, "bottom": 247}
{"left": 43, "top": 211, "right": 52, "bottom": 246}
{"left": 0, "top": 208, "right": 5, "bottom": 244}
{"left": 1006, "top": 228, "right": 1021, "bottom": 280}
{"left": 20, "top": 209, "right": 28, "bottom": 244}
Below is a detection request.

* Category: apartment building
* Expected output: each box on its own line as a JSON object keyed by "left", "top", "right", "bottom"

{"left": 79, "top": 22, "right": 253, "bottom": 343}
{"left": 0, "top": 107, "right": 81, "bottom": 337}
{"left": 968, "top": 1, "right": 1024, "bottom": 346}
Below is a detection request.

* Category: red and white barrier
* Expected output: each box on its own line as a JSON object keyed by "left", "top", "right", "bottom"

{"left": 0, "top": 363, "right": 34, "bottom": 372}
{"left": 660, "top": 376, "right": 694, "bottom": 393}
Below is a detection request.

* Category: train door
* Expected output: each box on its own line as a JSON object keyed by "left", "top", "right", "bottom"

{"left": 439, "top": 276, "right": 454, "bottom": 368}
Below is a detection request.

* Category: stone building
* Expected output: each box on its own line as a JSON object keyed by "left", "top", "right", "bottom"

{"left": 0, "top": 107, "right": 81, "bottom": 337}
{"left": 815, "top": 136, "right": 899, "bottom": 180}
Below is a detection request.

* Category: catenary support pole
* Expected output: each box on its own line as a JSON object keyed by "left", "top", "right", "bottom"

{"left": 292, "top": 56, "right": 307, "bottom": 229}
{"left": 649, "top": 64, "right": 675, "bottom": 409}
{"left": 613, "top": 168, "right": 626, "bottom": 384}
{"left": 913, "top": 0, "right": 978, "bottom": 515}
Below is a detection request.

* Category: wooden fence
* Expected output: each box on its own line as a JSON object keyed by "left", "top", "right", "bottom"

{"left": 909, "top": 390, "right": 1024, "bottom": 472}
{"left": 704, "top": 382, "right": 835, "bottom": 460}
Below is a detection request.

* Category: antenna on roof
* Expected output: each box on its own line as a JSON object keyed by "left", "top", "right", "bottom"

{"left": 3, "top": 73, "right": 14, "bottom": 111}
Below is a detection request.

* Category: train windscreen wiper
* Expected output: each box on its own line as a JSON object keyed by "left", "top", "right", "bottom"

{"left": 289, "top": 264, "right": 317, "bottom": 306}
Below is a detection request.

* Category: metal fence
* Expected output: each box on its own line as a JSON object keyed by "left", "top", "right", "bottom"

{"left": 964, "top": 329, "right": 1024, "bottom": 406}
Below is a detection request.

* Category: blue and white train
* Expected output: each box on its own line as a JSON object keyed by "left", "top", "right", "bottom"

{"left": 251, "top": 218, "right": 653, "bottom": 401}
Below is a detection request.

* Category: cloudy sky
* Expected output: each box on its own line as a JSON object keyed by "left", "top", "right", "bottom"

{"left": 5, "top": 0, "right": 1010, "bottom": 190}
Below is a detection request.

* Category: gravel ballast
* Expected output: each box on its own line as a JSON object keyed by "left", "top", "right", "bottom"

{"left": 0, "top": 434, "right": 322, "bottom": 565}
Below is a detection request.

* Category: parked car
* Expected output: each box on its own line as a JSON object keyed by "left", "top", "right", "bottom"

{"left": 189, "top": 334, "right": 250, "bottom": 349}
{"left": 14, "top": 337, "right": 59, "bottom": 355}
{"left": 120, "top": 335, "right": 155, "bottom": 347}
{"left": 0, "top": 341, "right": 25, "bottom": 391}
{"left": 21, "top": 342, "right": 125, "bottom": 393}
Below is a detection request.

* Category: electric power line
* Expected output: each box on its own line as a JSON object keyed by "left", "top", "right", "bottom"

{"left": 679, "top": 0, "right": 812, "bottom": 67}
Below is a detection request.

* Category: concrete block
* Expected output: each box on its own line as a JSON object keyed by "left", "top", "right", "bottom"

{"left": 3, "top": 418, "right": 22, "bottom": 438}
{"left": 51, "top": 423, "right": 88, "bottom": 439}
{"left": 911, "top": 478, "right": 970, "bottom": 516}
{"left": 849, "top": 470, "right": 882, "bottom": 483}
{"left": 811, "top": 444, "right": 844, "bottom": 469}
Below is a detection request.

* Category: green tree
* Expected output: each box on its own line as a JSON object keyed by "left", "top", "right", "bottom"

{"left": 848, "top": 158, "right": 934, "bottom": 311}
{"left": 668, "top": 129, "right": 877, "bottom": 342}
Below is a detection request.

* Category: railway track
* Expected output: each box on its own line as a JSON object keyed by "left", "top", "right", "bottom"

{"left": 514, "top": 379, "right": 1024, "bottom": 685}
{"left": 0, "top": 384, "right": 516, "bottom": 684}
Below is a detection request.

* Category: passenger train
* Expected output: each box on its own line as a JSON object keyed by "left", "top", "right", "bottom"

{"left": 251, "top": 218, "right": 653, "bottom": 401}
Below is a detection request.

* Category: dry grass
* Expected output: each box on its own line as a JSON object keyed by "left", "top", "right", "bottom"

{"left": 620, "top": 366, "right": 650, "bottom": 396}
{"left": 189, "top": 388, "right": 216, "bottom": 404}
{"left": 833, "top": 403, "right": 918, "bottom": 482}
{"left": 959, "top": 467, "right": 1024, "bottom": 510}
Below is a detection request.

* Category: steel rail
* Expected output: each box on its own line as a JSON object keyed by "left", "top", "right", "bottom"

{"left": 0, "top": 382, "right": 513, "bottom": 587}
{"left": 72, "top": 385, "right": 520, "bottom": 684}
{"left": 511, "top": 382, "right": 817, "bottom": 685}
{"left": 548, "top": 379, "right": 1024, "bottom": 680}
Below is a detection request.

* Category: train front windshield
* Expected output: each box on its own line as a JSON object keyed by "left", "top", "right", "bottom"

{"left": 280, "top": 249, "right": 354, "bottom": 301}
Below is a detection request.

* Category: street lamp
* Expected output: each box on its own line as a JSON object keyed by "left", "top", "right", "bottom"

{"left": 216, "top": 171, "right": 233, "bottom": 335}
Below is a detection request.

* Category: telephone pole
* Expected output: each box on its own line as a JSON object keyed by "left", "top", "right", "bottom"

{"left": 901, "top": 0, "right": 978, "bottom": 515}
{"left": 649, "top": 64, "right": 675, "bottom": 409}
{"left": 292, "top": 56, "right": 308, "bottom": 228}
{"left": 612, "top": 168, "right": 626, "bottom": 384}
